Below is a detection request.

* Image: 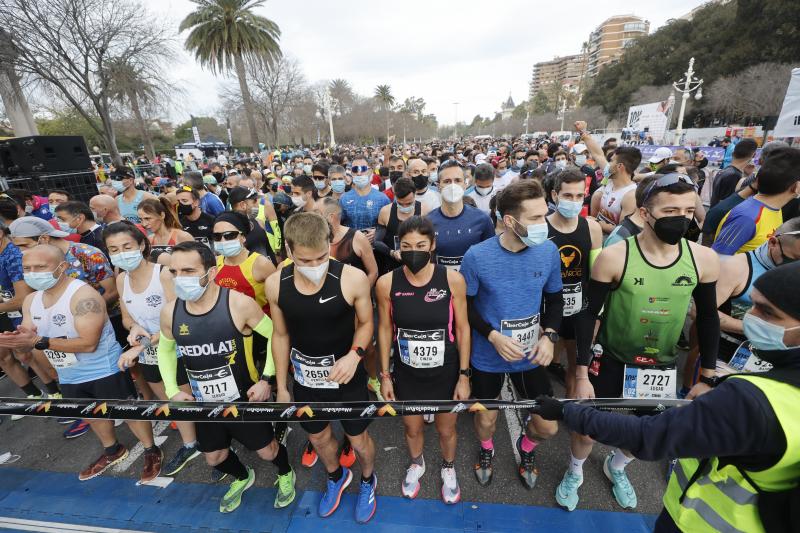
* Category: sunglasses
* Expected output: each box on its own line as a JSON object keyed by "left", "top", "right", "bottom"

{"left": 351, "top": 165, "right": 370, "bottom": 174}
{"left": 642, "top": 174, "right": 697, "bottom": 205}
{"left": 212, "top": 230, "right": 242, "bottom": 242}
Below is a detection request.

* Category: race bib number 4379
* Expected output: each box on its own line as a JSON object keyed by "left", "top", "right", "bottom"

{"left": 397, "top": 328, "right": 445, "bottom": 369}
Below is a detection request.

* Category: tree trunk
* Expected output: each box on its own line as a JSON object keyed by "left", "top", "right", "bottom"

{"left": 97, "top": 103, "right": 123, "bottom": 168}
{"left": 0, "top": 63, "right": 38, "bottom": 137}
{"left": 127, "top": 88, "right": 155, "bottom": 161}
{"left": 234, "top": 54, "right": 260, "bottom": 154}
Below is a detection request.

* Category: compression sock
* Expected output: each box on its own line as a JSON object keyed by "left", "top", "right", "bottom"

{"left": 21, "top": 381, "right": 41, "bottom": 397}
{"left": 480, "top": 438, "right": 494, "bottom": 451}
{"left": 520, "top": 435, "right": 538, "bottom": 453}
{"left": 610, "top": 449, "right": 634, "bottom": 471}
{"left": 271, "top": 443, "right": 291, "bottom": 475}
{"left": 42, "top": 380, "right": 60, "bottom": 395}
{"left": 104, "top": 442, "right": 123, "bottom": 457}
{"left": 411, "top": 454, "right": 424, "bottom": 467}
{"left": 328, "top": 466, "right": 343, "bottom": 482}
{"left": 568, "top": 454, "right": 586, "bottom": 478}
{"left": 441, "top": 460, "right": 454, "bottom": 469}
{"left": 215, "top": 451, "right": 248, "bottom": 480}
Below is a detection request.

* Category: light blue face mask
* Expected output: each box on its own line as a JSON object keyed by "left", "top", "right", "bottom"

{"left": 556, "top": 199, "right": 583, "bottom": 219}
{"left": 110, "top": 250, "right": 143, "bottom": 272}
{"left": 512, "top": 219, "right": 548, "bottom": 247}
{"left": 397, "top": 202, "right": 414, "bottom": 214}
{"left": 602, "top": 162, "right": 613, "bottom": 180}
{"left": 743, "top": 312, "right": 800, "bottom": 351}
{"left": 331, "top": 180, "right": 346, "bottom": 194}
{"left": 429, "top": 171, "right": 438, "bottom": 184}
{"left": 174, "top": 271, "right": 211, "bottom": 302}
{"left": 24, "top": 263, "right": 64, "bottom": 291}
{"left": 58, "top": 221, "right": 77, "bottom": 235}
{"left": 111, "top": 180, "right": 127, "bottom": 193}
{"left": 214, "top": 239, "right": 242, "bottom": 257}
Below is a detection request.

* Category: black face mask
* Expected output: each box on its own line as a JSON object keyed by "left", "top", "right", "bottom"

{"left": 389, "top": 171, "right": 404, "bottom": 185}
{"left": 400, "top": 250, "right": 431, "bottom": 274}
{"left": 212, "top": 172, "right": 224, "bottom": 182}
{"left": 412, "top": 175, "right": 428, "bottom": 191}
{"left": 649, "top": 213, "right": 691, "bottom": 245}
{"left": 177, "top": 203, "right": 194, "bottom": 217}
{"left": 270, "top": 183, "right": 279, "bottom": 192}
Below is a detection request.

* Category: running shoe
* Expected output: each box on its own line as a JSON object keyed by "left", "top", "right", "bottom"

{"left": 355, "top": 474, "right": 377, "bottom": 524}
{"left": 0, "top": 369, "right": 6, "bottom": 381}
{"left": 163, "top": 444, "right": 200, "bottom": 476}
{"left": 220, "top": 467, "right": 255, "bottom": 513}
{"left": 169, "top": 422, "right": 178, "bottom": 430}
{"left": 423, "top": 413, "right": 434, "bottom": 424}
{"left": 401, "top": 459, "right": 425, "bottom": 499}
{"left": 319, "top": 466, "right": 352, "bottom": 518}
{"left": 11, "top": 394, "right": 41, "bottom": 421}
{"left": 440, "top": 467, "right": 461, "bottom": 504}
{"left": 140, "top": 447, "right": 163, "bottom": 484}
{"left": 339, "top": 440, "right": 356, "bottom": 468}
{"left": 677, "top": 386, "right": 691, "bottom": 399}
{"left": 64, "top": 419, "right": 90, "bottom": 439}
{"left": 211, "top": 468, "right": 228, "bottom": 483}
{"left": 273, "top": 468, "right": 296, "bottom": 509}
{"left": 367, "top": 377, "right": 384, "bottom": 402}
{"left": 48, "top": 392, "right": 62, "bottom": 400}
{"left": 57, "top": 418, "right": 77, "bottom": 425}
{"left": 516, "top": 435, "right": 539, "bottom": 490}
{"left": 302, "top": 441, "right": 318, "bottom": 468}
{"left": 555, "top": 470, "right": 583, "bottom": 511}
{"left": 474, "top": 447, "right": 494, "bottom": 486}
{"left": 603, "top": 453, "right": 638, "bottom": 509}
{"left": 79, "top": 446, "right": 129, "bottom": 481}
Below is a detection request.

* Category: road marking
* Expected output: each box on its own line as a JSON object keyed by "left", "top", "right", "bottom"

{"left": 113, "top": 421, "right": 169, "bottom": 473}
{"left": 500, "top": 376, "right": 523, "bottom": 465}
{"left": 0, "top": 516, "right": 152, "bottom": 533}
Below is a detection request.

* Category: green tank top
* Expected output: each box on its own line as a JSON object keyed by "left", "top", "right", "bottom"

{"left": 598, "top": 237, "right": 698, "bottom": 365}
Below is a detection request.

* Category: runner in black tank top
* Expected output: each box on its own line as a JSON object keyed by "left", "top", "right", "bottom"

{"left": 331, "top": 227, "right": 365, "bottom": 273}
{"left": 385, "top": 201, "right": 422, "bottom": 253}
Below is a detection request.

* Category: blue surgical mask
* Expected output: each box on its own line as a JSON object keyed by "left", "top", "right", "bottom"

{"left": 513, "top": 219, "right": 549, "bottom": 247}
{"left": 397, "top": 202, "right": 414, "bottom": 214}
{"left": 575, "top": 155, "right": 587, "bottom": 167}
{"left": 314, "top": 179, "right": 327, "bottom": 190}
{"left": 24, "top": 263, "right": 63, "bottom": 291}
{"left": 556, "top": 199, "right": 583, "bottom": 219}
{"left": 214, "top": 239, "right": 242, "bottom": 257}
{"left": 602, "top": 162, "right": 613, "bottom": 180}
{"left": 331, "top": 180, "right": 346, "bottom": 194}
{"left": 303, "top": 164, "right": 312, "bottom": 175}
{"left": 353, "top": 175, "right": 370, "bottom": 189}
{"left": 174, "top": 271, "right": 211, "bottom": 302}
{"left": 743, "top": 312, "right": 800, "bottom": 351}
{"left": 429, "top": 171, "right": 438, "bottom": 183}
{"left": 58, "top": 221, "right": 77, "bottom": 234}
{"left": 111, "top": 180, "right": 127, "bottom": 193}
{"left": 110, "top": 250, "right": 143, "bottom": 271}
{"left": 555, "top": 160, "right": 567, "bottom": 170}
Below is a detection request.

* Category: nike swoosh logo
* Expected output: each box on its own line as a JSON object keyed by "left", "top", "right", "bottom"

{"left": 319, "top": 296, "right": 336, "bottom": 304}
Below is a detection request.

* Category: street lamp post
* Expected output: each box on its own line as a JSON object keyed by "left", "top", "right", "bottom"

{"left": 453, "top": 102, "right": 459, "bottom": 140}
{"left": 324, "top": 87, "right": 336, "bottom": 148}
{"left": 672, "top": 57, "right": 703, "bottom": 145}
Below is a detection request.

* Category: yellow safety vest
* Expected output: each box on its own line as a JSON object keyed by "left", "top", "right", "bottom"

{"left": 256, "top": 203, "right": 282, "bottom": 255}
{"left": 664, "top": 374, "right": 800, "bottom": 532}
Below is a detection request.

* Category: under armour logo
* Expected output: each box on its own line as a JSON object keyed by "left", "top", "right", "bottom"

{"left": 634, "top": 277, "right": 644, "bottom": 285}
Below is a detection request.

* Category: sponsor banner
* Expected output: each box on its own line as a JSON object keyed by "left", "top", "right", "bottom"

{"left": 627, "top": 100, "right": 673, "bottom": 142}
{"left": 774, "top": 68, "right": 800, "bottom": 138}
{"left": 0, "top": 397, "right": 688, "bottom": 422}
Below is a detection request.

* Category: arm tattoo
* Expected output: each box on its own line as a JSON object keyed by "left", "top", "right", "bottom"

{"left": 74, "top": 298, "right": 103, "bottom": 317}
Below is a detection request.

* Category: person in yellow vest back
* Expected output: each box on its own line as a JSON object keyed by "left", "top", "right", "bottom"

{"left": 535, "top": 261, "right": 800, "bottom": 533}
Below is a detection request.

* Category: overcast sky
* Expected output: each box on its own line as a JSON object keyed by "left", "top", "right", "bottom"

{"left": 146, "top": 0, "right": 707, "bottom": 125}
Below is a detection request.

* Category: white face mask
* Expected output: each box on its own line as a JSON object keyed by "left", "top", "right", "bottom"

{"left": 575, "top": 155, "right": 587, "bottom": 166}
{"left": 555, "top": 160, "right": 567, "bottom": 169}
{"left": 296, "top": 260, "right": 329, "bottom": 285}
{"left": 441, "top": 184, "right": 464, "bottom": 203}
{"left": 291, "top": 195, "right": 306, "bottom": 209}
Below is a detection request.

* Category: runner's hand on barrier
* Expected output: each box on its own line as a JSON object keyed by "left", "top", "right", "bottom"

{"left": 529, "top": 336, "right": 554, "bottom": 366}
{"left": 170, "top": 391, "right": 194, "bottom": 402}
{"left": 328, "top": 351, "right": 360, "bottom": 384}
{"left": 686, "top": 381, "right": 711, "bottom": 400}
{"left": 381, "top": 376, "right": 396, "bottom": 401}
{"left": 533, "top": 395, "right": 564, "bottom": 421}
{"left": 575, "top": 377, "right": 595, "bottom": 400}
{"left": 453, "top": 376, "right": 471, "bottom": 401}
{"left": 247, "top": 380, "right": 271, "bottom": 402}
{"left": 488, "top": 331, "right": 524, "bottom": 362}
{"left": 276, "top": 388, "right": 291, "bottom": 404}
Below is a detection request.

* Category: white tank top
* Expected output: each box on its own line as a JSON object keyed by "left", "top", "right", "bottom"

{"left": 122, "top": 264, "right": 164, "bottom": 335}
{"left": 600, "top": 182, "right": 637, "bottom": 225}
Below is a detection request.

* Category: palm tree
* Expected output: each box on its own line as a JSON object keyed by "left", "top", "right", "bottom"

{"left": 180, "top": 0, "right": 281, "bottom": 154}
{"left": 374, "top": 84, "right": 395, "bottom": 143}
{"left": 328, "top": 78, "right": 354, "bottom": 117}
{"left": 107, "top": 58, "right": 158, "bottom": 160}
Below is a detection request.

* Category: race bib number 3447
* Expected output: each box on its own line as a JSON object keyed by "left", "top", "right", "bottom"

{"left": 500, "top": 314, "right": 539, "bottom": 355}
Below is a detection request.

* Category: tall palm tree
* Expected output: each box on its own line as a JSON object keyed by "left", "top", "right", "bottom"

{"left": 180, "top": 0, "right": 281, "bottom": 154}
{"left": 107, "top": 58, "right": 158, "bottom": 160}
{"left": 374, "top": 84, "right": 395, "bottom": 143}
{"left": 328, "top": 78, "right": 353, "bottom": 117}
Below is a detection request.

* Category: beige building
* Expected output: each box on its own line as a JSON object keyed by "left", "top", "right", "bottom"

{"left": 529, "top": 54, "right": 587, "bottom": 103}
{"left": 585, "top": 15, "right": 649, "bottom": 78}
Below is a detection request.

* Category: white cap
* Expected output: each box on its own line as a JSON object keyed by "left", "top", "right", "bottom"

{"left": 648, "top": 147, "right": 673, "bottom": 164}
{"left": 475, "top": 153, "right": 487, "bottom": 164}
{"left": 572, "top": 143, "right": 587, "bottom": 154}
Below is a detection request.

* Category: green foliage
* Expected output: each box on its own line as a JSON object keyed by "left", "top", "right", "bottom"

{"left": 36, "top": 109, "right": 103, "bottom": 150}
{"left": 583, "top": 0, "right": 800, "bottom": 115}
{"left": 173, "top": 116, "right": 228, "bottom": 143}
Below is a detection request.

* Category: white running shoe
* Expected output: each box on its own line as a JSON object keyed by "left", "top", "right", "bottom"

{"left": 401, "top": 459, "right": 426, "bottom": 499}
{"left": 440, "top": 466, "right": 461, "bottom": 504}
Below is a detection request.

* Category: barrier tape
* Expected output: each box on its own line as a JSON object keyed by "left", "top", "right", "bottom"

{"left": 0, "top": 397, "right": 688, "bottom": 423}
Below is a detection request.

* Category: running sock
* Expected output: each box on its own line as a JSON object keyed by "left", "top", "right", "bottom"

{"left": 568, "top": 454, "right": 586, "bottom": 478}
{"left": 144, "top": 445, "right": 159, "bottom": 454}
{"left": 328, "top": 466, "right": 343, "bottom": 483}
{"left": 520, "top": 435, "right": 539, "bottom": 454}
{"left": 42, "top": 380, "right": 60, "bottom": 395}
{"left": 361, "top": 473, "right": 374, "bottom": 485}
{"left": 411, "top": 454, "right": 424, "bottom": 467}
{"left": 610, "top": 449, "right": 634, "bottom": 471}
{"left": 441, "top": 460, "right": 454, "bottom": 469}
{"left": 215, "top": 451, "right": 249, "bottom": 480}
{"left": 21, "top": 381, "right": 41, "bottom": 397}
{"left": 104, "top": 442, "right": 122, "bottom": 457}
{"left": 480, "top": 438, "right": 494, "bottom": 451}
{"left": 271, "top": 443, "right": 291, "bottom": 475}
{"left": 184, "top": 440, "right": 198, "bottom": 449}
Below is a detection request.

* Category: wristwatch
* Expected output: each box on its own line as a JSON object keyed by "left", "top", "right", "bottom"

{"left": 34, "top": 336, "right": 50, "bottom": 350}
{"left": 698, "top": 375, "right": 717, "bottom": 388}
{"left": 352, "top": 346, "right": 366, "bottom": 359}
{"left": 459, "top": 368, "right": 472, "bottom": 378}
{"left": 543, "top": 331, "right": 559, "bottom": 344}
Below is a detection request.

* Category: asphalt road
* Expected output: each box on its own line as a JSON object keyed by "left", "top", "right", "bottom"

{"left": 0, "top": 365, "right": 669, "bottom": 517}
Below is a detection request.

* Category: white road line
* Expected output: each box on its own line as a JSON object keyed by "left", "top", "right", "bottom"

{"left": 500, "top": 376, "right": 523, "bottom": 465}
{"left": 0, "top": 516, "right": 152, "bottom": 533}
{"left": 113, "top": 421, "right": 169, "bottom": 473}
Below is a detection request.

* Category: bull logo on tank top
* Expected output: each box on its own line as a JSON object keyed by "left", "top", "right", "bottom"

{"left": 424, "top": 288, "right": 447, "bottom": 303}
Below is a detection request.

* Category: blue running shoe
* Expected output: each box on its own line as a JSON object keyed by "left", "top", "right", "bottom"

{"left": 355, "top": 473, "right": 377, "bottom": 524}
{"left": 555, "top": 470, "right": 583, "bottom": 511}
{"left": 64, "top": 419, "right": 90, "bottom": 439}
{"left": 603, "top": 453, "right": 638, "bottom": 509}
{"left": 318, "top": 467, "right": 352, "bottom": 518}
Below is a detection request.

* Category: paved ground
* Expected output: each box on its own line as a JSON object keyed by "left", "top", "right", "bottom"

{"left": 0, "top": 364, "right": 670, "bottom": 518}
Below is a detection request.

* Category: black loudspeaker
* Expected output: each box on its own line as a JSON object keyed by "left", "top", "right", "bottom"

{"left": 2, "top": 136, "right": 91, "bottom": 174}
{"left": 2, "top": 171, "right": 99, "bottom": 204}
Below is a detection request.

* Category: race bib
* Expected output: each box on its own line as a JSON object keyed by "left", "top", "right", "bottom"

{"left": 397, "top": 328, "right": 445, "bottom": 369}
{"left": 43, "top": 349, "right": 78, "bottom": 369}
{"left": 500, "top": 314, "right": 539, "bottom": 355}
{"left": 623, "top": 365, "right": 677, "bottom": 399}
{"left": 562, "top": 283, "right": 583, "bottom": 316}
{"left": 729, "top": 342, "right": 773, "bottom": 373}
{"left": 186, "top": 365, "right": 240, "bottom": 402}
{"left": 437, "top": 255, "right": 463, "bottom": 272}
{"left": 138, "top": 345, "right": 159, "bottom": 366}
{"left": 291, "top": 348, "right": 338, "bottom": 389}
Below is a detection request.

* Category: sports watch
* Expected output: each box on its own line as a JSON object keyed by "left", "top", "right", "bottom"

{"left": 34, "top": 336, "right": 50, "bottom": 350}
{"left": 543, "top": 331, "right": 559, "bottom": 344}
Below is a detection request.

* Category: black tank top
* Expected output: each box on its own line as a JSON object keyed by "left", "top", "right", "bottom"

{"left": 547, "top": 216, "right": 592, "bottom": 316}
{"left": 244, "top": 216, "right": 277, "bottom": 265}
{"left": 172, "top": 288, "right": 256, "bottom": 399}
{"left": 389, "top": 264, "right": 457, "bottom": 376}
{"left": 331, "top": 227, "right": 365, "bottom": 273}
{"left": 385, "top": 201, "right": 422, "bottom": 252}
